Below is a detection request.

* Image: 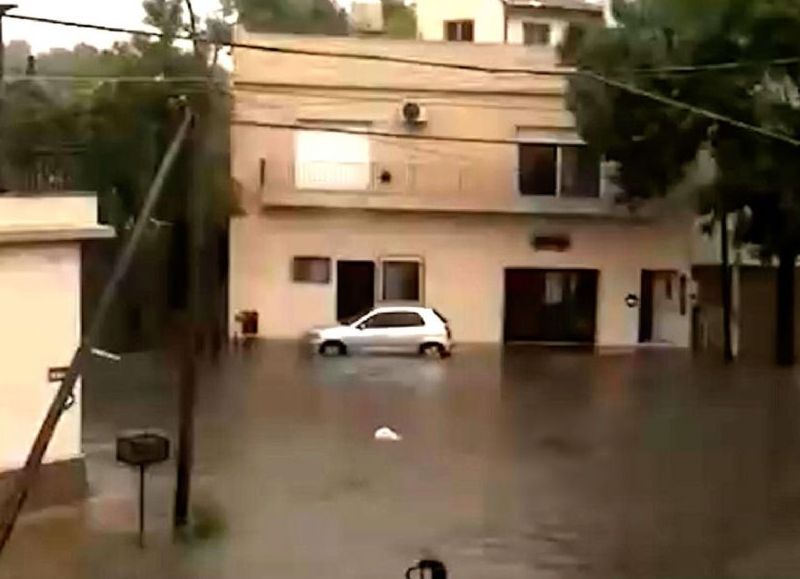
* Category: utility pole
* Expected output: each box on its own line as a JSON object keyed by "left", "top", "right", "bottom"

{"left": 0, "top": 4, "right": 18, "bottom": 193}
{"left": 174, "top": 0, "right": 206, "bottom": 530}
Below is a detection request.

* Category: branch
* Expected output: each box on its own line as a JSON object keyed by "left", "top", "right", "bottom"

{"left": 184, "top": 0, "right": 200, "bottom": 59}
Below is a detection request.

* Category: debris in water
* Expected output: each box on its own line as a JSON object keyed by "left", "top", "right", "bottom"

{"left": 374, "top": 427, "right": 402, "bottom": 442}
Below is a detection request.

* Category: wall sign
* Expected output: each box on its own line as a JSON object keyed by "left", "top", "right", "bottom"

{"left": 532, "top": 235, "right": 571, "bottom": 252}
{"left": 48, "top": 366, "right": 69, "bottom": 383}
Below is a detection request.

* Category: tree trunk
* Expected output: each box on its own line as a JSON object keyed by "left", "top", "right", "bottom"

{"left": 776, "top": 249, "right": 797, "bottom": 366}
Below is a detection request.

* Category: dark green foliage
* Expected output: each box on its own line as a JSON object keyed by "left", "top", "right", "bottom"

{"left": 235, "top": 0, "right": 348, "bottom": 35}
{"left": 382, "top": 0, "right": 416, "bottom": 39}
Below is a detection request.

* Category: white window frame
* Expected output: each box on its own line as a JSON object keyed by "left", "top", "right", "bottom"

{"left": 516, "top": 130, "right": 599, "bottom": 198}
{"left": 379, "top": 256, "right": 425, "bottom": 303}
{"left": 522, "top": 21, "right": 552, "bottom": 46}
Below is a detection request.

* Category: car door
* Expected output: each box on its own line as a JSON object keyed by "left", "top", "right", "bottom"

{"left": 352, "top": 312, "right": 395, "bottom": 351}
{"left": 387, "top": 311, "right": 427, "bottom": 352}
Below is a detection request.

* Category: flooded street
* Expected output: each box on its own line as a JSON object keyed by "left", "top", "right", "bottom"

{"left": 6, "top": 344, "right": 800, "bottom": 578}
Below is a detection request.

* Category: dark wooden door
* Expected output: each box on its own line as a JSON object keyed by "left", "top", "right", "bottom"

{"left": 639, "top": 270, "right": 654, "bottom": 343}
{"left": 337, "top": 261, "right": 375, "bottom": 322}
{"left": 504, "top": 269, "right": 598, "bottom": 344}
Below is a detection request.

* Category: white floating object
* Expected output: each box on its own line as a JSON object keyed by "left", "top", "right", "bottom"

{"left": 91, "top": 348, "right": 121, "bottom": 362}
{"left": 374, "top": 427, "right": 402, "bottom": 442}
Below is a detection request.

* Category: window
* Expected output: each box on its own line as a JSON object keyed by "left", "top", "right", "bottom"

{"left": 445, "top": 20, "right": 474, "bottom": 41}
{"left": 363, "top": 311, "right": 425, "bottom": 328}
{"left": 560, "top": 146, "right": 601, "bottom": 198}
{"left": 295, "top": 126, "right": 370, "bottom": 191}
{"left": 382, "top": 260, "right": 422, "bottom": 301}
{"left": 519, "top": 144, "right": 557, "bottom": 196}
{"left": 292, "top": 257, "right": 331, "bottom": 284}
{"left": 544, "top": 271, "right": 578, "bottom": 305}
{"left": 518, "top": 143, "right": 600, "bottom": 198}
{"left": 523, "top": 22, "right": 551, "bottom": 46}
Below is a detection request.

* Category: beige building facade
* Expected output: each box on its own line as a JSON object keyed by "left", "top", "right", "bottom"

{"left": 230, "top": 30, "right": 694, "bottom": 348}
{"left": 0, "top": 193, "right": 112, "bottom": 504}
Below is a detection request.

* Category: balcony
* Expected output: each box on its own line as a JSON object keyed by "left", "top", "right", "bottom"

{"left": 258, "top": 160, "right": 624, "bottom": 217}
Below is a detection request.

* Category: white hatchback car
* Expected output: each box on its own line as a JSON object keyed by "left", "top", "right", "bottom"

{"left": 308, "top": 304, "right": 452, "bottom": 357}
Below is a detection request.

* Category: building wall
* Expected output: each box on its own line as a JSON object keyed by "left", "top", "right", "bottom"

{"left": 0, "top": 243, "right": 82, "bottom": 471}
{"left": 416, "top": 0, "right": 506, "bottom": 42}
{"left": 230, "top": 211, "right": 693, "bottom": 346}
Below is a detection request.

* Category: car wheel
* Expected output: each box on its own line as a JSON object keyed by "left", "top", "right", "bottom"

{"left": 420, "top": 343, "right": 445, "bottom": 359}
{"left": 320, "top": 341, "right": 346, "bottom": 357}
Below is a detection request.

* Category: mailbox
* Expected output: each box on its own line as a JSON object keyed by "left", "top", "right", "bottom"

{"left": 116, "top": 430, "right": 170, "bottom": 547}
{"left": 117, "top": 431, "right": 170, "bottom": 467}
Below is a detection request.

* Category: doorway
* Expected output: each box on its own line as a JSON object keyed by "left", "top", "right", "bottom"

{"left": 639, "top": 269, "right": 682, "bottom": 344}
{"left": 337, "top": 261, "right": 375, "bottom": 322}
{"left": 503, "top": 268, "right": 598, "bottom": 344}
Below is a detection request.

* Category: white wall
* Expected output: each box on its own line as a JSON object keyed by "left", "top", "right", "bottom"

{"left": 0, "top": 195, "right": 98, "bottom": 227}
{"left": 0, "top": 244, "right": 82, "bottom": 471}
{"left": 230, "top": 211, "right": 693, "bottom": 347}
{"left": 416, "top": 0, "right": 506, "bottom": 42}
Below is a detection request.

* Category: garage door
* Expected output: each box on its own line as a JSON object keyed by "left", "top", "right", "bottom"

{"left": 503, "top": 268, "right": 599, "bottom": 344}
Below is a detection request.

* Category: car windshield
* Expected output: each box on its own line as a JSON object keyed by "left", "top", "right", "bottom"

{"left": 341, "top": 308, "right": 374, "bottom": 326}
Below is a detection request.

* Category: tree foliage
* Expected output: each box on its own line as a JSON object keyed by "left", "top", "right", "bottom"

{"left": 569, "top": 0, "right": 800, "bottom": 363}
{"left": 234, "top": 0, "right": 348, "bottom": 34}
{"left": 382, "top": 0, "right": 416, "bottom": 39}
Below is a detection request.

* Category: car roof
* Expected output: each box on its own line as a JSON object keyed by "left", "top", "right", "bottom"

{"left": 371, "top": 302, "right": 430, "bottom": 312}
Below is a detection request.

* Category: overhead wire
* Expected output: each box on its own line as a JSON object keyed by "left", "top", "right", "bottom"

{"left": 6, "top": 12, "right": 800, "bottom": 147}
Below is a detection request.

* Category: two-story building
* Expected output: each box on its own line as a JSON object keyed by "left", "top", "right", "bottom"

{"left": 229, "top": 28, "right": 694, "bottom": 349}
{"left": 416, "top": 0, "right": 605, "bottom": 46}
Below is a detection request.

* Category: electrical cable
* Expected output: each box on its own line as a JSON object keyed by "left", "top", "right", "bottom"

{"left": 5, "top": 12, "right": 800, "bottom": 146}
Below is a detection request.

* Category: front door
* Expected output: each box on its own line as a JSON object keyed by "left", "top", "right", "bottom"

{"left": 504, "top": 268, "right": 598, "bottom": 344}
{"left": 639, "top": 270, "right": 655, "bottom": 343}
{"left": 337, "top": 261, "right": 375, "bottom": 322}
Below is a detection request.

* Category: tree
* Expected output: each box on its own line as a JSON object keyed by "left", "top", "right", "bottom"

{"left": 382, "top": 0, "right": 416, "bottom": 39}
{"left": 234, "top": 0, "right": 348, "bottom": 35}
{"left": 568, "top": 0, "right": 800, "bottom": 365}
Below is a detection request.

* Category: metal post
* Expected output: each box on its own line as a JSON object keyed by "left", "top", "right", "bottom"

{"left": 721, "top": 210, "right": 734, "bottom": 362}
{"left": 138, "top": 464, "right": 146, "bottom": 548}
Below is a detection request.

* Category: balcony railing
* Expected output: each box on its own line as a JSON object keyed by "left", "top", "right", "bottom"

{"left": 3, "top": 148, "right": 87, "bottom": 193}
{"left": 266, "top": 160, "right": 510, "bottom": 197}
{"left": 257, "top": 160, "right": 621, "bottom": 216}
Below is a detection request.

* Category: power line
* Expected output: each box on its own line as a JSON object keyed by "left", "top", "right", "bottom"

{"left": 7, "top": 12, "right": 800, "bottom": 147}
{"left": 234, "top": 118, "right": 558, "bottom": 146}
{"left": 581, "top": 70, "right": 800, "bottom": 147}
{"left": 631, "top": 56, "right": 800, "bottom": 76}
{"left": 4, "top": 13, "right": 566, "bottom": 77}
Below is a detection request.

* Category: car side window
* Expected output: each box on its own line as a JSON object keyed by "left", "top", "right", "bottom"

{"left": 362, "top": 312, "right": 424, "bottom": 328}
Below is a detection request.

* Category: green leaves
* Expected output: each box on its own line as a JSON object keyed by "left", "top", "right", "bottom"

{"left": 569, "top": 0, "right": 800, "bottom": 257}
{"left": 234, "top": 0, "right": 348, "bottom": 35}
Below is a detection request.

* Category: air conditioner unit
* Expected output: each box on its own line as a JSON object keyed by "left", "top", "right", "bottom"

{"left": 400, "top": 100, "right": 428, "bottom": 125}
